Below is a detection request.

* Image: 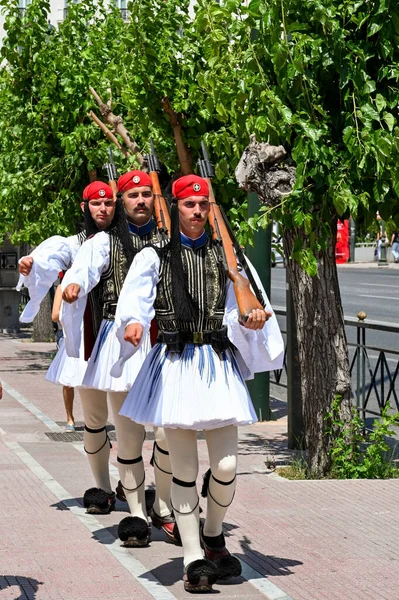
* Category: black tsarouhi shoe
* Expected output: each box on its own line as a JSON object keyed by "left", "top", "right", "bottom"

{"left": 117, "top": 516, "right": 151, "bottom": 547}
{"left": 83, "top": 488, "right": 116, "bottom": 514}
{"left": 183, "top": 559, "right": 219, "bottom": 593}
{"left": 200, "top": 528, "right": 242, "bottom": 580}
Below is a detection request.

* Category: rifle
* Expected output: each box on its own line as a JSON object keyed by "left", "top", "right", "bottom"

{"left": 144, "top": 139, "right": 171, "bottom": 243}
{"left": 102, "top": 146, "right": 118, "bottom": 200}
{"left": 198, "top": 141, "right": 266, "bottom": 322}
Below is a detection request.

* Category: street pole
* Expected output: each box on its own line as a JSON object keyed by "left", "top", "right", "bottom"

{"left": 246, "top": 192, "right": 271, "bottom": 421}
{"left": 349, "top": 217, "right": 356, "bottom": 263}
{"left": 378, "top": 220, "right": 388, "bottom": 266}
{"left": 286, "top": 270, "right": 305, "bottom": 449}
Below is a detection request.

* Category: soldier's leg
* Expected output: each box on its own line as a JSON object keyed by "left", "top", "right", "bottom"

{"left": 150, "top": 426, "right": 178, "bottom": 544}
{"left": 79, "top": 388, "right": 114, "bottom": 514}
{"left": 108, "top": 391, "right": 149, "bottom": 546}
{"left": 165, "top": 428, "right": 218, "bottom": 592}
{"left": 201, "top": 425, "right": 241, "bottom": 580}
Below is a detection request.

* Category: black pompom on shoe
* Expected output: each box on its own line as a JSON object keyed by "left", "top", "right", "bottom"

{"left": 183, "top": 559, "right": 219, "bottom": 593}
{"left": 83, "top": 488, "right": 116, "bottom": 514}
{"left": 213, "top": 554, "right": 242, "bottom": 580}
{"left": 118, "top": 516, "right": 151, "bottom": 547}
{"left": 201, "top": 529, "right": 242, "bottom": 580}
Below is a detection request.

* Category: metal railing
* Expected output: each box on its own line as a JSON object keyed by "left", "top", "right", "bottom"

{"left": 270, "top": 308, "right": 399, "bottom": 421}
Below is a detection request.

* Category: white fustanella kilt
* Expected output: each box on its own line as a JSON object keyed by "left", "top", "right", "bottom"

{"left": 46, "top": 337, "right": 87, "bottom": 388}
{"left": 119, "top": 342, "right": 258, "bottom": 430}
{"left": 81, "top": 318, "right": 151, "bottom": 392}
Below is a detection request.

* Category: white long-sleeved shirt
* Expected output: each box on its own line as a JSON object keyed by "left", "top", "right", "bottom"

{"left": 60, "top": 231, "right": 111, "bottom": 358}
{"left": 111, "top": 246, "right": 285, "bottom": 380}
{"left": 17, "top": 234, "right": 82, "bottom": 323}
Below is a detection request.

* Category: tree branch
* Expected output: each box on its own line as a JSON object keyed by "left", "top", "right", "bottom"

{"left": 89, "top": 86, "right": 145, "bottom": 166}
{"left": 162, "top": 96, "right": 192, "bottom": 175}
{"left": 89, "top": 111, "right": 130, "bottom": 159}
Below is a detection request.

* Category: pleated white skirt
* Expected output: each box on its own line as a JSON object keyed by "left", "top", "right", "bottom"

{"left": 119, "top": 343, "right": 258, "bottom": 430}
{"left": 46, "top": 337, "right": 87, "bottom": 388}
{"left": 82, "top": 319, "right": 151, "bottom": 392}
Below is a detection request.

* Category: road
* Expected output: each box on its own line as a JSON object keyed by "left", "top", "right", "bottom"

{"left": 270, "top": 265, "right": 399, "bottom": 350}
{"left": 269, "top": 265, "right": 399, "bottom": 418}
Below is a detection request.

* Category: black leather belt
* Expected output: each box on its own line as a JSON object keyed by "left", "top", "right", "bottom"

{"left": 103, "top": 302, "right": 117, "bottom": 318}
{"left": 156, "top": 326, "right": 230, "bottom": 353}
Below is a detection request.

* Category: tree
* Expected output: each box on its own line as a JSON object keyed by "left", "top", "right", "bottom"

{"left": 1, "top": 0, "right": 398, "bottom": 474}
{"left": 0, "top": 0, "right": 126, "bottom": 245}
{"left": 186, "top": 0, "right": 399, "bottom": 475}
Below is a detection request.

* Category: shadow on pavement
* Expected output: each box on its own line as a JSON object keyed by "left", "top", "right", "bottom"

{"left": 0, "top": 575, "right": 43, "bottom": 599}
{"left": 0, "top": 348, "right": 55, "bottom": 372}
{"left": 138, "top": 557, "right": 222, "bottom": 591}
{"left": 238, "top": 535, "right": 302, "bottom": 577}
{"left": 238, "top": 431, "right": 294, "bottom": 466}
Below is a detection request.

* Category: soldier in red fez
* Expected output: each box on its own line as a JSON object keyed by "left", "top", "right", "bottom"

{"left": 114, "top": 173, "right": 284, "bottom": 592}
{"left": 17, "top": 181, "right": 126, "bottom": 500}
{"left": 61, "top": 170, "right": 177, "bottom": 547}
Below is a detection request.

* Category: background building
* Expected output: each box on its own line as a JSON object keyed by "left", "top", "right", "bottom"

{"left": 0, "top": 0, "right": 129, "bottom": 42}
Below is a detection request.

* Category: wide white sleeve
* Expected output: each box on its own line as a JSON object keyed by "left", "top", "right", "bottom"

{"left": 17, "top": 235, "right": 74, "bottom": 323}
{"left": 223, "top": 256, "right": 284, "bottom": 379}
{"left": 110, "top": 247, "right": 160, "bottom": 378}
{"left": 61, "top": 231, "right": 110, "bottom": 295}
{"left": 60, "top": 232, "right": 110, "bottom": 358}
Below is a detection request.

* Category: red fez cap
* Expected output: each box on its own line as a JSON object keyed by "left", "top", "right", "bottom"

{"left": 82, "top": 182, "right": 113, "bottom": 201}
{"left": 117, "top": 170, "right": 152, "bottom": 193}
{"left": 172, "top": 175, "right": 209, "bottom": 200}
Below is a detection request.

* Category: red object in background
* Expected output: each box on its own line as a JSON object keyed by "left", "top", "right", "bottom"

{"left": 336, "top": 220, "right": 350, "bottom": 263}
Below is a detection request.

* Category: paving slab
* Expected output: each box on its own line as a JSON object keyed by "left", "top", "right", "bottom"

{"left": 1, "top": 332, "right": 399, "bottom": 599}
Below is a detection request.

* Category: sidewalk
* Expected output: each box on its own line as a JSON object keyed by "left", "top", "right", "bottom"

{"left": 336, "top": 261, "right": 399, "bottom": 269}
{"left": 1, "top": 332, "right": 399, "bottom": 600}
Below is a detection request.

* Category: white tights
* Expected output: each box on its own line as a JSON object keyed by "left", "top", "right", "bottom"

{"left": 165, "top": 425, "right": 238, "bottom": 567}
{"left": 79, "top": 388, "right": 172, "bottom": 520}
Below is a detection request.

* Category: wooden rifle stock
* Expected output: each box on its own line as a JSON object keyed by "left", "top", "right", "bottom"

{"left": 206, "top": 182, "right": 264, "bottom": 321}
{"left": 109, "top": 179, "right": 118, "bottom": 201}
{"left": 149, "top": 171, "right": 171, "bottom": 236}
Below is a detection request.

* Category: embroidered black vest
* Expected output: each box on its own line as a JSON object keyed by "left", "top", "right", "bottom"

{"left": 101, "top": 223, "right": 162, "bottom": 320}
{"left": 155, "top": 239, "right": 228, "bottom": 333}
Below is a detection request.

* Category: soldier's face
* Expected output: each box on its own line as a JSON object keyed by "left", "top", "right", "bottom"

{"left": 178, "top": 196, "right": 210, "bottom": 238}
{"left": 80, "top": 198, "right": 116, "bottom": 230}
{"left": 122, "top": 186, "right": 154, "bottom": 226}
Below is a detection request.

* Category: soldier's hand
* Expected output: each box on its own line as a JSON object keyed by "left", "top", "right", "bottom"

{"left": 62, "top": 284, "right": 81, "bottom": 304}
{"left": 19, "top": 256, "right": 33, "bottom": 276}
{"left": 124, "top": 323, "right": 143, "bottom": 347}
{"left": 241, "top": 308, "right": 272, "bottom": 330}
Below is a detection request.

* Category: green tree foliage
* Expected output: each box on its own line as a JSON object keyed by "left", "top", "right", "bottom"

{"left": 0, "top": 0, "right": 125, "bottom": 244}
{"left": 189, "top": 0, "right": 399, "bottom": 270}
{"left": 0, "top": 0, "right": 397, "bottom": 258}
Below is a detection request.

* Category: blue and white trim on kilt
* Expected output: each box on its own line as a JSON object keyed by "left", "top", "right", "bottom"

{"left": 119, "top": 342, "right": 258, "bottom": 430}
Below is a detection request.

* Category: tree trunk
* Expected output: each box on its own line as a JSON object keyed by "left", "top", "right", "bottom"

{"left": 32, "top": 290, "right": 55, "bottom": 342}
{"left": 283, "top": 221, "right": 353, "bottom": 476}
{"left": 235, "top": 136, "right": 353, "bottom": 477}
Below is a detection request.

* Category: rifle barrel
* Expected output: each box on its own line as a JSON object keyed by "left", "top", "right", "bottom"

{"left": 201, "top": 141, "right": 210, "bottom": 164}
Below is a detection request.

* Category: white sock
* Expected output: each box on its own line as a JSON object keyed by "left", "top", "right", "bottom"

{"left": 152, "top": 426, "right": 173, "bottom": 518}
{"left": 203, "top": 426, "right": 238, "bottom": 538}
{"left": 165, "top": 428, "right": 203, "bottom": 567}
